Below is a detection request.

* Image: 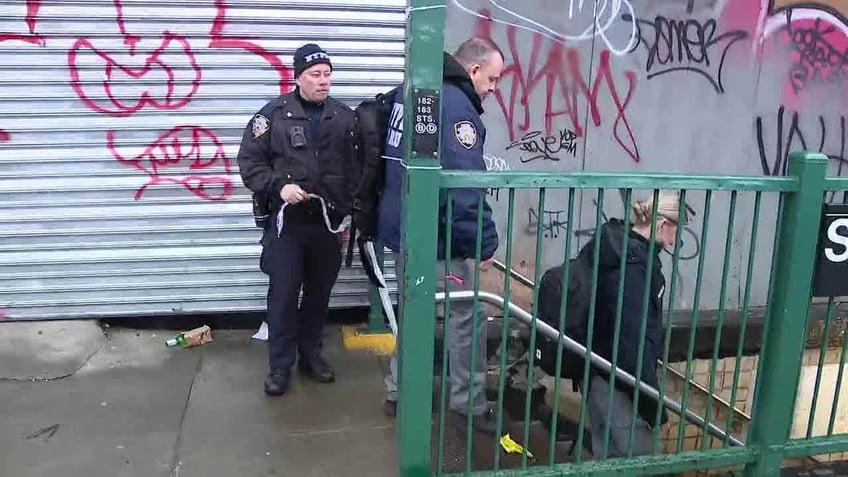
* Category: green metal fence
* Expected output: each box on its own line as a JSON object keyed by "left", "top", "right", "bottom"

{"left": 395, "top": 1, "right": 848, "bottom": 475}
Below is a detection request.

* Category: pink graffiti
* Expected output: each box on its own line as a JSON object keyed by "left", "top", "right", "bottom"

{"left": 0, "top": 0, "right": 44, "bottom": 46}
{"left": 771, "top": 0, "right": 848, "bottom": 26}
{"left": 0, "top": 0, "right": 45, "bottom": 142}
{"left": 210, "top": 0, "right": 294, "bottom": 95}
{"left": 723, "top": 0, "right": 848, "bottom": 108}
{"left": 108, "top": 126, "right": 233, "bottom": 201}
{"left": 67, "top": 1, "right": 201, "bottom": 117}
{"left": 113, "top": 0, "right": 141, "bottom": 51}
{"left": 777, "top": 17, "right": 848, "bottom": 104}
{"left": 67, "top": 32, "right": 201, "bottom": 117}
{"left": 476, "top": 10, "right": 640, "bottom": 162}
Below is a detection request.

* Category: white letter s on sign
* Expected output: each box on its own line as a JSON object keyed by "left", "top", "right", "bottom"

{"left": 825, "top": 218, "right": 848, "bottom": 263}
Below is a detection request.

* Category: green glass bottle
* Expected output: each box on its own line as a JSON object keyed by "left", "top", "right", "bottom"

{"left": 165, "top": 333, "right": 187, "bottom": 347}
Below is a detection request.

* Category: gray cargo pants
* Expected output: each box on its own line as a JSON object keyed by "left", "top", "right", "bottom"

{"left": 585, "top": 374, "right": 655, "bottom": 458}
{"left": 384, "top": 255, "right": 488, "bottom": 416}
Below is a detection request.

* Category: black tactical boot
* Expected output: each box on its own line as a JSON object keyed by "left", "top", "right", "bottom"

{"left": 297, "top": 355, "right": 335, "bottom": 383}
{"left": 264, "top": 368, "right": 291, "bottom": 396}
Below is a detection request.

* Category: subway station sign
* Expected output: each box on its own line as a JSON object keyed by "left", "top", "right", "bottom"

{"left": 813, "top": 204, "right": 848, "bottom": 297}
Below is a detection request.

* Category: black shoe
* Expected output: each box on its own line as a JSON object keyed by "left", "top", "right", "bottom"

{"left": 451, "top": 408, "right": 499, "bottom": 436}
{"left": 383, "top": 399, "right": 397, "bottom": 417}
{"left": 297, "top": 355, "right": 335, "bottom": 383}
{"left": 264, "top": 368, "right": 291, "bottom": 396}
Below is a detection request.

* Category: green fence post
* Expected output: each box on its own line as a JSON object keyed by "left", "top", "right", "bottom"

{"left": 745, "top": 151, "right": 828, "bottom": 476}
{"left": 397, "top": 1, "right": 446, "bottom": 476}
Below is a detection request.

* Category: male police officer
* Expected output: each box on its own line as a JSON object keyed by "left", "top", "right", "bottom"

{"left": 237, "top": 44, "right": 357, "bottom": 396}
{"left": 377, "top": 38, "right": 504, "bottom": 433}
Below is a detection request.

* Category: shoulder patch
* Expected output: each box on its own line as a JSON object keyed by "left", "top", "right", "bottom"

{"left": 454, "top": 120, "right": 477, "bottom": 149}
{"left": 252, "top": 114, "right": 270, "bottom": 139}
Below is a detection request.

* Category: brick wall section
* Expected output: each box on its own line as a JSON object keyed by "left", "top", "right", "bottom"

{"left": 659, "top": 347, "right": 846, "bottom": 475}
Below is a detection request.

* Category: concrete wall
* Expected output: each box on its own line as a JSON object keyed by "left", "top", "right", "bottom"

{"left": 445, "top": 0, "right": 848, "bottom": 312}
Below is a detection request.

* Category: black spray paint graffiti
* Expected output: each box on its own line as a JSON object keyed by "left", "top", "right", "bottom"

{"left": 505, "top": 129, "right": 578, "bottom": 163}
{"left": 622, "top": 13, "right": 748, "bottom": 93}
{"left": 487, "top": 188, "right": 502, "bottom": 202}
{"left": 526, "top": 207, "right": 570, "bottom": 238}
{"left": 756, "top": 106, "right": 847, "bottom": 177}
{"left": 783, "top": 15, "right": 848, "bottom": 94}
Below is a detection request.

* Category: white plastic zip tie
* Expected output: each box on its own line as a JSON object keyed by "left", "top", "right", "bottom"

{"left": 276, "top": 194, "right": 352, "bottom": 237}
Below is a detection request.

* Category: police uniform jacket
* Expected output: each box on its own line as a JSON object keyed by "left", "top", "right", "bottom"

{"left": 376, "top": 53, "right": 498, "bottom": 260}
{"left": 237, "top": 91, "right": 358, "bottom": 221}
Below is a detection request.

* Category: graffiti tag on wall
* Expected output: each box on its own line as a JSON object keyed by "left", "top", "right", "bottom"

{"left": 2, "top": 0, "right": 295, "bottom": 201}
{"left": 475, "top": 9, "right": 641, "bottom": 163}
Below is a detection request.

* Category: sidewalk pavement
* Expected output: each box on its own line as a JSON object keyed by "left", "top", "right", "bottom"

{"left": 0, "top": 323, "right": 396, "bottom": 477}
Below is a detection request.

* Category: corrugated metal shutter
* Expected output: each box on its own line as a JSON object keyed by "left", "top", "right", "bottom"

{"left": 0, "top": 0, "right": 403, "bottom": 320}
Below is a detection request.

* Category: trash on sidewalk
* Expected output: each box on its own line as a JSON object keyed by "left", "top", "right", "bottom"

{"left": 165, "top": 325, "right": 213, "bottom": 348}
{"left": 500, "top": 433, "right": 535, "bottom": 461}
{"left": 252, "top": 321, "right": 269, "bottom": 341}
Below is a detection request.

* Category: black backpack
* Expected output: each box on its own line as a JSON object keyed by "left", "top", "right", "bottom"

{"left": 534, "top": 242, "right": 595, "bottom": 384}
{"left": 340, "top": 86, "right": 400, "bottom": 267}
{"left": 350, "top": 86, "right": 401, "bottom": 239}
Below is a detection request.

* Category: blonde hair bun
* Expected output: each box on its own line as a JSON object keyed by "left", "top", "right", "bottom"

{"left": 630, "top": 190, "right": 687, "bottom": 226}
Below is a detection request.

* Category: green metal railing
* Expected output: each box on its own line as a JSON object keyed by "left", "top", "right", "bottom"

{"left": 396, "top": 1, "right": 848, "bottom": 475}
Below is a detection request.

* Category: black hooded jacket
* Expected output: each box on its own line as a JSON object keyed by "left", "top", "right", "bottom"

{"left": 589, "top": 219, "right": 668, "bottom": 426}
{"left": 442, "top": 52, "right": 484, "bottom": 114}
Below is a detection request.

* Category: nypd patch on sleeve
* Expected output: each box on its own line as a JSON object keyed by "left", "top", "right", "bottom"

{"left": 252, "top": 114, "right": 270, "bottom": 139}
{"left": 454, "top": 121, "right": 477, "bottom": 149}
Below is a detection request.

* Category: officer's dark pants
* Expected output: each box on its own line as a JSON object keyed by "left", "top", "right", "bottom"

{"left": 261, "top": 218, "right": 342, "bottom": 371}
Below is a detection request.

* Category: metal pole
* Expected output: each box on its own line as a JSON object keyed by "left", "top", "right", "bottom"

{"left": 491, "top": 259, "right": 536, "bottom": 288}
{"left": 396, "top": 1, "right": 446, "bottom": 476}
{"left": 745, "top": 152, "right": 828, "bottom": 476}
{"left": 434, "top": 290, "right": 746, "bottom": 447}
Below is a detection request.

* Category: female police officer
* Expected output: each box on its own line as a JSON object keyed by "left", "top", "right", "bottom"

{"left": 237, "top": 44, "right": 357, "bottom": 396}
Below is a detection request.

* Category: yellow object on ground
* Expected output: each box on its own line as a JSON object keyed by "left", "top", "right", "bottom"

{"left": 341, "top": 326, "right": 396, "bottom": 355}
{"left": 500, "top": 433, "right": 535, "bottom": 461}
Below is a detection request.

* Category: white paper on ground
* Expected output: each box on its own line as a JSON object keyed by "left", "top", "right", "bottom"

{"left": 252, "top": 321, "right": 269, "bottom": 341}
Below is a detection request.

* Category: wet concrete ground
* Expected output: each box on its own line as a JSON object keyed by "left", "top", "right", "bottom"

{"left": 0, "top": 325, "right": 395, "bottom": 477}
{"left": 2, "top": 320, "right": 847, "bottom": 476}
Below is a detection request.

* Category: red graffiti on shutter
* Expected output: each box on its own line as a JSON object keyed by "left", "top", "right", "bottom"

{"left": 1, "top": 0, "right": 46, "bottom": 141}
{"left": 68, "top": 0, "right": 202, "bottom": 116}
{"left": 210, "top": 0, "right": 294, "bottom": 94}
{"left": 108, "top": 126, "right": 233, "bottom": 201}
{"left": 113, "top": 0, "right": 141, "bottom": 51}
{"left": 67, "top": 33, "right": 202, "bottom": 117}
{"left": 0, "top": 0, "right": 44, "bottom": 46}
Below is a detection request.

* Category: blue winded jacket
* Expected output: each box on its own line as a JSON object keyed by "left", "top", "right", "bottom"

{"left": 376, "top": 53, "right": 498, "bottom": 260}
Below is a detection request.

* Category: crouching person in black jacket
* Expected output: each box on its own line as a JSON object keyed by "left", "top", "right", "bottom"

{"left": 585, "top": 191, "right": 687, "bottom": 458}
{"left": 237, "top": 43, "right": 357, "bottom": 396}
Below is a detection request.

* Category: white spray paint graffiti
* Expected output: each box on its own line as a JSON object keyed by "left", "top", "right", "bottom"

{"left": 451, "top": 0, "right": 638, "bottom": 55}
{"left": 484, "top": 154, "right": 512, "bottom": 172}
